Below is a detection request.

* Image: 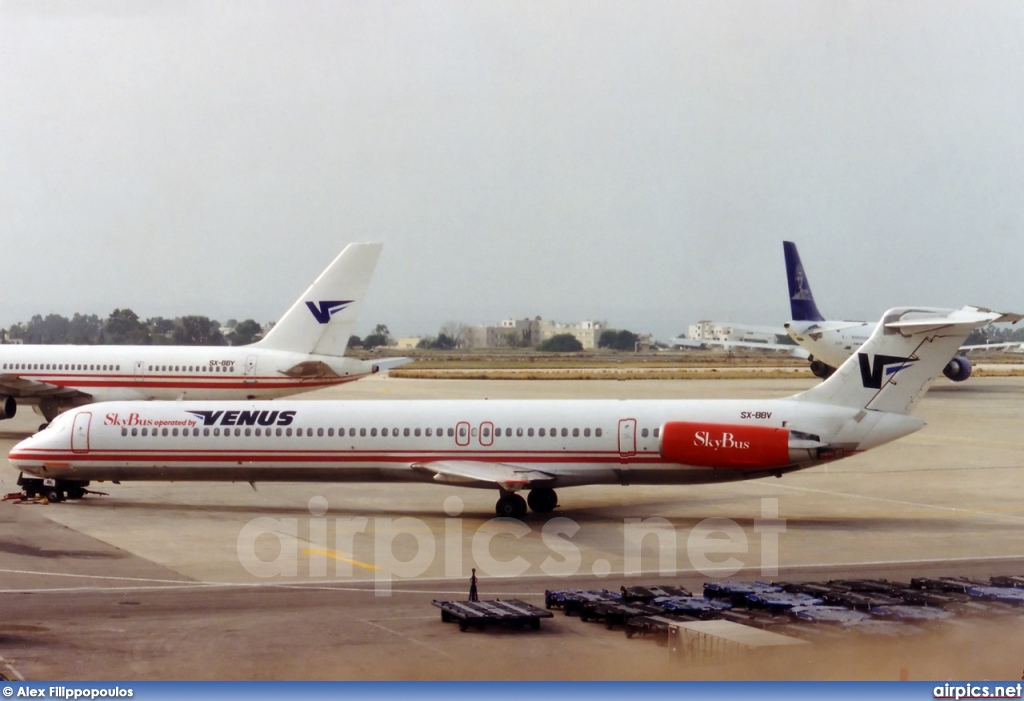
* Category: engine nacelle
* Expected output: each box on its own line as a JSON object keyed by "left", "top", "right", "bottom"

{"left": 943, "top": 355, "right": 972, "bottom": 382}
{"left": 659, "top": 421, "right": 791, "bottom": 469}
{"left": 0, "top": 395, "right": 16, "bottom": 420}
{"left": 808, "top": 359, "right": 835, "bottom": 379}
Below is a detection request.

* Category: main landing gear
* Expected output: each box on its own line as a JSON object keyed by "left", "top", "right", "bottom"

{"left": 494, "top": 487, "right": 558, "bottom": 519}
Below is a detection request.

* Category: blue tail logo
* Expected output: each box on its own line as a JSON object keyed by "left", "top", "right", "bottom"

{"left": 858, "top": 353, "right": 918, "bottom": 389}
{"left": 783, "top": 241, "right": 825, "bottom": 322}
{"left": 306, "top": 300, "right": 353, "bottom": 324}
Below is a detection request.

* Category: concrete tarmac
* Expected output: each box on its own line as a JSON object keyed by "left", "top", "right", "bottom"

{"left": 1, "top": 375, "right": 1023, "bottom": 680}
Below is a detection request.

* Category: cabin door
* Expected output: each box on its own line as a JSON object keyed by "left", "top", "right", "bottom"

{"left": 71, "top": 412, "right": 92, "bottom": 454}
{"left": 617, "top": 418, "right": 637, "bottom": 459}
{"left": 244, "top": 355, "right": 258, "bottom": 384}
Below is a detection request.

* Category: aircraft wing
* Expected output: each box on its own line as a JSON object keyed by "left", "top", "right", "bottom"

{"left": 0, "top": 374, "right": 91, "bottom": 400}
{"left": 961, "top": 341, "right": 1024, "bottom": 352}
{"left": 411, "top": 460, "right": 555, "bottom": 490}
{"left": 675, "top": 339, "right": 810, "bottom": 358}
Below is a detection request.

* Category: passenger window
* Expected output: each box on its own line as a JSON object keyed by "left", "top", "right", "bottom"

{"left": 425, "top": 428, "right": 432, "bottom": 437}
{"left": 131, "top": 428, "right": 138, "bottom": 437}
{"left": 414, "top": 428, "right": 421, "bottom": 437}
{"left": 371, "top": 428, "right": 378, "bottom": 437}
{"left": 538, "top": 428, "right": 545, "bottom": 437}
{"left": 654, "top": 428, "right": 660, "bottom": 438}
{"left": 382, "top": 428, "right": 389, "bottom": 437}
{"left": 141, "top": 428, "right": 148, "bottom": 436}
{"left": 561, "top": 428, "right": 568, "bottom": 437}
{"left": 121, "top": 427, "right": 127, "bottom": 436}
{"left": 317, "top": 428, "right": 324, "bottom": 437}
{"left": 349, "top": 428, "right": 356, "bottom": 437}
{"left": 516, "top": 428, "right": 523, "bottom": 437}
{"left": 572, "top": 428, "right": 579, "bottom": 437}
{"left": 446, "top": 428, "right": 453, "bottom": 437}
{"left": 245, "top": 428, "right": 252, "bottom": 437}
{"left": 172, "top": 428, "right": 179, "bottom": 437}
{"left": 213, "top": 428, "right": 220, "bottom": 437}
{"left": 360, "top": 428, "right": 366, "bottom": 437}
{"left": 404, "top": 428, "right": 410, "bottom": 437}
{"left": 641, "top": 428, "right": 649, "bottom": 438}
{"left": 255, "top": 428, "right": 262, "bottom": 437}
{"left": 584, "top": 428, "right": 591, "bottom": 437}
{"left": 528, "top": 428, "right": 535, "bottom": 437}
{"left": 595, "top": 428, "right": 603, "bottom": 437}
{"left": 327, "top": 428, "right": 334, "bottom": 437}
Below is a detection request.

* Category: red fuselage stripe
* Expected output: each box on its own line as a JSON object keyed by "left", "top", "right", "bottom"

{"left": 7, "top": 374, "right": 361, "bottom": 390}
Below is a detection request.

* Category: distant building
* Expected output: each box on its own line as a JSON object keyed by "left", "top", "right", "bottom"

{"left": 671, "top": 320, "right": 795, "bottom": 350}
{"left": 461, "top": 316, "right": 611, "bottom": 350}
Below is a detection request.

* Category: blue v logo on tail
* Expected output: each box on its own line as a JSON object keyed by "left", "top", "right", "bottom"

{"left": 306, "top": 300, "right": 353, "bottom": 324}
{"left": 858, "top": 353, "right": 918, "bottom": 389}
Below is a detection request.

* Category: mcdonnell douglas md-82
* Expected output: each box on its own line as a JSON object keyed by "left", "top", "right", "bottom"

{"left": 0, "top": 243, "right": 406, "bottom": 424}
{"left": 11, "top": 305, "right": 1018, "bottom": 512}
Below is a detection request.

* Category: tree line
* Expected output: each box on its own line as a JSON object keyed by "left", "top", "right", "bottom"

{"left": 2, "top": 309, "right": 265, "bottom": 346}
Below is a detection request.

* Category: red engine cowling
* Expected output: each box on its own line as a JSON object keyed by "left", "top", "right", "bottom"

{"left": 660, "top": 421, "right": 791, "bottom": 469}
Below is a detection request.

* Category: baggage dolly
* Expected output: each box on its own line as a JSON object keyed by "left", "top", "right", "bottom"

{"left": 433, "top": 599, "right": 554, "bottom": 632}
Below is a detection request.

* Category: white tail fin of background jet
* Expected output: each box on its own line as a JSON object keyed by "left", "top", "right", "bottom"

{"left": 794, "top": 305, "right": 1022, "bottom": 414}
{"left": 254, "top": 242, "right": 382, "bottom": 357}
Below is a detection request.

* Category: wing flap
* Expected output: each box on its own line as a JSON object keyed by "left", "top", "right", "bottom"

{"left": 412, "top": 460, "right": 554, "bottom": 490}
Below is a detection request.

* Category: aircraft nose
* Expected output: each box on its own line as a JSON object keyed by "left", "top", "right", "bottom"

{"left": 9, "top": 432, "right": 43, "bottom": 465}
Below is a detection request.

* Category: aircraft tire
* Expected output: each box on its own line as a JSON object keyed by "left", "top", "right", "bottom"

{"left": 45, "top": 489, "right": 64, "bottom": 503}
{"left": 527, "top": 488, "right": 558, "bottom": 513}
{"left": 495, "top": 494, "right": 527, "bottom": 519}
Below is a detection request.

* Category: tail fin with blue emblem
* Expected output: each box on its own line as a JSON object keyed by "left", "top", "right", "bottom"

{"left": 254, "top": 243, "right": 383, "bottom": 357}
{"left": 793, "top": 306, "right": 1022, "bottom": 414}
{"left": 784, "top": 241, "right": 825, "bottom": 322}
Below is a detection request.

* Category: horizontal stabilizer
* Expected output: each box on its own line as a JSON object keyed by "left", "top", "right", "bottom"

{"left": 885, "top": 306, "right": 1023, "bottom": 333}
{"left": 370, "top": 357, "right": 413, "bottom": 372}
{"left": 412, "top": 460, "right": 554, "bottom": 490}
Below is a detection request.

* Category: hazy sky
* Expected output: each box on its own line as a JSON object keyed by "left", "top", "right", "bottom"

{"left": 3, "top": 1, "right": 1023, "bottom": 341}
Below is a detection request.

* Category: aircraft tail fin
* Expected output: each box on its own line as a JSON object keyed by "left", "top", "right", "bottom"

{"left": 792, "top": 306, "right": 1022, "bottom": 414}
{"left": 784, "top": 241, "right": 825, "bottom": 322}
{"left": 253, "top": 243, "right": 383, "bottom": 357}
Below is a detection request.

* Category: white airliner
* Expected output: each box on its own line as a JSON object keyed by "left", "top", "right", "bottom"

{"left": 0, "top": 243, "right": 406, "bottom": 423}
{"left": 11, "top": 305, "right": 1018, "bottom": 514}
{"left": 783, "top": 241, "right": 999, "bottom": 381}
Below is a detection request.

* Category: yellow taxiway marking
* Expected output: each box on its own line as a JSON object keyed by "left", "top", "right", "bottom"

{"left": 300, "top": 547, "right": 380, "bottom": 572}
